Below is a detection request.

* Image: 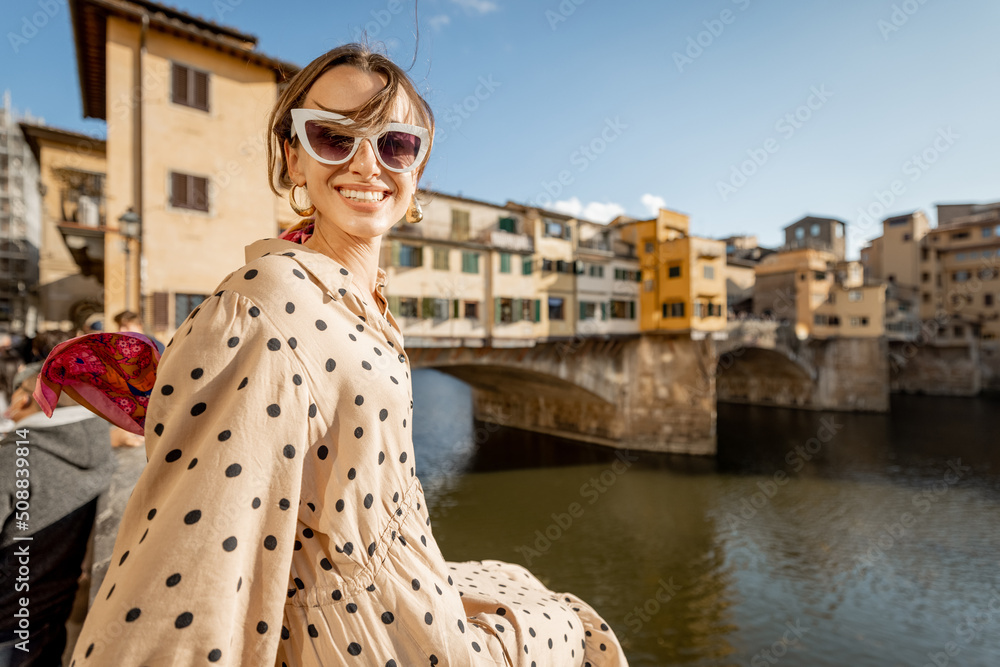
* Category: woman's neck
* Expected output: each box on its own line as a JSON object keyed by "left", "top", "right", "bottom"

{"left": 302, "top": 220, "right": 383, "bottom": 297}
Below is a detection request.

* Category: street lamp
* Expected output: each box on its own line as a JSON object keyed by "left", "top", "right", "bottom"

{"left": 119, "top": 208, "right": 142, "bottom": 312}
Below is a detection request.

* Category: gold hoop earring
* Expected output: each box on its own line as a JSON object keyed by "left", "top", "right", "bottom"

{"left": 405, "top": 194, "right": 423, "bottom": 223}
{"left": 288, "top": 184, "right": 316, "bottom": 217}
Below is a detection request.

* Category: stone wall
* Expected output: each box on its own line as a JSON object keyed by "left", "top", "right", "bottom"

{"left": 890, "top": 340, "right": 982, "bottom": 396}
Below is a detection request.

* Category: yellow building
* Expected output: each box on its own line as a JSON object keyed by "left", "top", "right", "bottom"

{"left": 69, "top": 0, "right": 297, "bottom": 338}
{"left": 20, "top": 123, "right": 107, "bottom": 330}
{"left": 619, "top": 208, "right": 726, "bottom": 335}
{"left": 755, "top": 248, "right": 885, "bottom": 338}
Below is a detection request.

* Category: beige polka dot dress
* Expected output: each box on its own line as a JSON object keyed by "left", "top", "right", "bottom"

{"left": 69, "top": 237, "right": 628, "bottom": 666}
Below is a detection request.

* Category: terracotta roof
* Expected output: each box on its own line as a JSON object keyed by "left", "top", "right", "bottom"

{"left": 69, "top": 0, "right": 299, "bottom": 119}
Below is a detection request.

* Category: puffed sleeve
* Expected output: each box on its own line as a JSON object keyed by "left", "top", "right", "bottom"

{"left": 69, "top": 290, "right": 317, "bottom": 666}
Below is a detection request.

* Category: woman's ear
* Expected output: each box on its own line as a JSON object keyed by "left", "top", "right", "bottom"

{"left": 284, "top": 138, "right": 305, "bottom": 186}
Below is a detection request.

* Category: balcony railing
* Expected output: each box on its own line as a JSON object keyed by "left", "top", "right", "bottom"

{"left": 55, "top": 168, "right": 106, "bottom": 227}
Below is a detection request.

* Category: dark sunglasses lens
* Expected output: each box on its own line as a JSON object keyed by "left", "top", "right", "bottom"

{"left": 304, "top": 121, "right": 355, "bottom": 162}
{"left": 377, "top": 131, "right": 421, "bottom": 170}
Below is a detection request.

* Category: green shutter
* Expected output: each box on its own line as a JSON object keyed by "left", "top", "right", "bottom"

{"left": 513, "top": 298, "right": 521, "bottom": 322}
{"left": 601, "top": 302, "right": 607, "bottom": 320}
{"left": 494, "top": 297, "right": 501, "bottom": 324}
{"left": 523, "top": 257, "right": 532, "bottom": 275}
{"left": 629, "top": 300, "right": 635, "bottom": 319}
{"left": 391, "top": 240, "right": 401, "bottom": 267}
{"left": 416, "top": 246, "right": 424, "bottom": 267}
{"left": 534, "top": 299, "right": 541, "bottom": 322}
{"left": 453, "top": 299, "right": 459, "bottom": 318}
{"left": 579, "top": 301, "right": 586, "bottom": 320}
{"left": 635, "top": 270, "right": 642, "bottom": 282}
{"left": 422, "top": 297, "right": 433, "bottom": 318}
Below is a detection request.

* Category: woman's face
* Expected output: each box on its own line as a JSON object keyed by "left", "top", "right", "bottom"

{"left": 285, "top": 65, "right": 419, "bottom": 238}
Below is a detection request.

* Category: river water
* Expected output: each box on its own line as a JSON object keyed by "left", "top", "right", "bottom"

{"left": 412, "top": 368, "right": 1000, "bottom": 667}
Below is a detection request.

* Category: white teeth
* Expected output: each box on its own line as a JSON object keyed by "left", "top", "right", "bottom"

{"left": 339, "top": 188, "right": 385, "bottom": 202}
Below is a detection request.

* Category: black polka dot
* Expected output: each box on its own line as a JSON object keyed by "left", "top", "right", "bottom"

{"left": 191, "top": 402, "right": 207, "bottom": 416}
{"left": 184, "top": 510, "right": 201, "bottom": 524}
{"left": 125, "top": 607, "right": 141, "bottom": 622}
{"left": 119, "top": 550, "right": 130, "bottom": 566}
{"left": 361, "top": 360, "right": 372, "bottom": 370}
{"left": 238, "top": 377, "right": 248, "bottom": 390}
{"left": 379, "top": 409, "right": 388, "bottom": 421}
{"left": 288, "top": 337, "right": 297, "bottom": 349}
{"left": 316, "top": 320, "right": 327, "bottom": 330}
{"left": 338, "top": 288, "right": 347, "bottom": 296}
{"left": 244, "top": 269, "right": 258, "bottom": 280}
{"left": 472, "top": 642, "right": 481, "bottom": 652}
{"left": 225, "top": 463, "right": 242, "bottom": 478}
{"left": 318, "top": 445, "right": 329, "bottom": 460}
{"left": 326, "top": 358, "right": 337, "bottom": 372}
{"left": 348, "top": 468, "right": 356, "bottom": 480}
{"left": 223, "top": 536, "right": 238, "bottom": 551}
{"left": 252, "top": 497, "right": 261, "bottom": 509}
{"left": 347, "top": 643, "right": 361, "bottom": 656}
{"left": 348, "top": 333, "right": 357, "bottom": 342}
{"left": 390, "top": 376, "right": 398, "bottom": 384}
{"left": 303, "top": 528, "right": 314, "bottom": 539}
{"left": 218, "top": 430, "right": 231, "bottom": 441}
{"left": 86, "top": 644, "right": 94, "bottom": 657}
{"left": 368, "top": 542, "right": 376, "bottom": 557}
{"left": 283, "top": 444, "right": 295, "bottom": 458}
{"left": 256, "top": 621, "right": 268, "bottom": 634}
{"left": 147, "top": 508, "right": 157, "bottom": 520}
{"left": 228, "top": 336, "right": 240, "bottom": 348}
{"left": 335, "top": 499, "right": 346, "bottom": 513}
{"left": 268, "top": 404, "right": 281, "bottom": 418}
{"left": 363, "top": 494, "right": 374, "bottom": 509}
{"left": 355, "top": 395, "right": 364, "bottom": 406}
{"left": 399, "top": 452, "right": 407, "bottom": 463}
{"left": 346, "top": 603, "right": 358, "bottom": 613}
{"left": 424, "top": 612, "right": 433, "bottom": 625}
{"left": 354, "top": 426, "right": 364, "bottom": 438}
{"left": 292, "top": 374, "right": 303, "bottom": 386}
{"left": 154, "top": 423, "right": 164, "bottom": 436}
{"left": 281, "top": 626, "right": 290, "bottom": 639}
{"left": 307, "top": 624, "right": 318, "bottom": 638}
{"left": 320, "top": 558, "right": 332, "bottom": 570}
{"left": 340, "top": 268, "right": 349, "bottom": 275}
{"left": 264, "top": 535, "right": 277, "bottom": 550}
{"left": 381, "top": 611, "right": 394, "bottom": 624}
{"left": 191, "top": 368, "right": 204, "bottom": 379}
{"left": 285, "top": 302, "right": 296, "bottom": 314}
{"left": 412, "top": 579, "right": 420, "bottom": 591}
{"left": 208, "top": 649, "right": 222, "bottom": 662}
{"left": 188, "top": 458, "right": 198, "bottom": 470}
{"left": 161, "top": 384, "right": 174, "bottom": 395}
{"left": 293, "top": 269, "right": 305, "bottom": 279}
{"left": 332, "top": 590, "right": 342, "bottom": 601}
{"left": 166, "top": 573, "right": 181, "bottom": 587}
{"left": 176, "top": 612, "right": 193, "bottom": 628}
{"left": 267, "top": 338, "right": 281, "bottom": 351}
{"left": 164, "top": 447, "right": 181, "bottom": 461}
{"left": 309, "top": 404, "right": 317, "bottom": 418}
{"left": 249, "top": 306, "right": 260, "bottom": 318}
{"left": 279, "top": 498, "right": 290, "bottom": 510}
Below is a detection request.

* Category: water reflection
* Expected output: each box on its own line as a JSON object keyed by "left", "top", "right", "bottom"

{"left": 412, "top": 369, "right": 1000, "bottom": 666}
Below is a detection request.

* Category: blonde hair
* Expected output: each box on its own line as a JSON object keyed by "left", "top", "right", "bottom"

{"left": 267, "top": 43, "right": 435, "bottom": 195}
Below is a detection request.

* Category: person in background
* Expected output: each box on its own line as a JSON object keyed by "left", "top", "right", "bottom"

{"left": 0, "top": 363, "right": 116, "bottom": 666}
{"left": 112, "top": 311, "right": 165, "bottom": 355}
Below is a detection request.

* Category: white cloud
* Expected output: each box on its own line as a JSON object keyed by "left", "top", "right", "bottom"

{"left": 640, "top": 193, "right": 666, "bottom": 216}
{"left": 450, "top": 0, "right": 498, "bottom": 14}
{"left": 428, "top": 14, "right": 451, "bottom": 30}
{"left": 551, "top": 197, "right": 625, "bottom": 223}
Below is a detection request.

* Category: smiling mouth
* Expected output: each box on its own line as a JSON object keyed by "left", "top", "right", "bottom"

{"left": 336, "top": 188, "right": 389, "bottom": 202}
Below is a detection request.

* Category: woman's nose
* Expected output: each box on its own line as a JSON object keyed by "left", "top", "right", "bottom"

{"left": 350, "top": 137, "right": 381, "bottom": 177}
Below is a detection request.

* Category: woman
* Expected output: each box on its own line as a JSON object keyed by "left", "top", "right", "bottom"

{"left": 63, "top": 44, "right": 627, "bottom": 666}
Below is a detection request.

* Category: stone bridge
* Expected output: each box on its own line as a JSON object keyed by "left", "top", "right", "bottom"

{"left": 716, "top": 321, "right": 889, "bottom": 412}
{"left": 404, "top": 323, "right": 889, "bottom": 457}
{"left": 407, "top": 335, "right": 718, "bottom": 456}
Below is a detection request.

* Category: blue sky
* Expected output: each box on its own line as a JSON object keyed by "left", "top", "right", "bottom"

{"left": 2, "top": 0, "right": 998, "bottom": 256}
